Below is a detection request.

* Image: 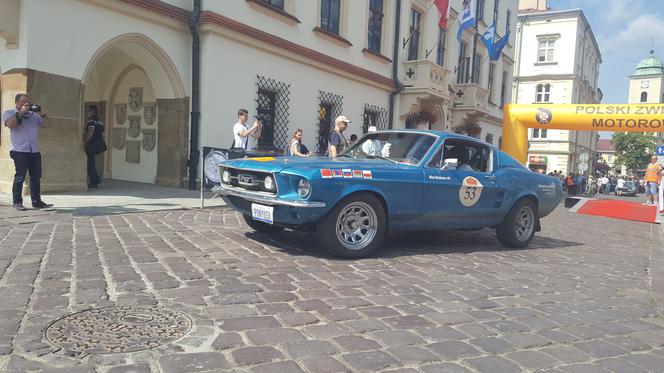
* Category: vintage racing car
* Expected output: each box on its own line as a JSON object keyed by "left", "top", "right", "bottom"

{"left": 215, "top": 130, "right": 562, "bottom": 258}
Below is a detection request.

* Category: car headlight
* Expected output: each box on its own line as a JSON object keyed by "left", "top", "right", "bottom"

{"left": 264, "top": 175, "right": 276, "bottom": 191}
{"left": 221, "top": 169, "right": 231, "bottom": 184}
{"left": 297, "top": 178, "right": 311, "bottom": 198}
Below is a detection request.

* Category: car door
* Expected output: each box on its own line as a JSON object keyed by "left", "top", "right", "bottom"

{"left": 420, "top": 139, "right": 499, "bottom": 229}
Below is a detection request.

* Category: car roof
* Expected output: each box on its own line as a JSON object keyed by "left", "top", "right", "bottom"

{"left": 373, "top": 129, "right": 495, "bottom": 148}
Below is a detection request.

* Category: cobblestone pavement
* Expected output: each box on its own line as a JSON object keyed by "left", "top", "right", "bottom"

{"left": 0, "top": 204, "right": 663, "bottom": 373}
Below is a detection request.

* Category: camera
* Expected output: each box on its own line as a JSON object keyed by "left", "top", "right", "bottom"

{"left": 28, "top": 104, "right": 42, "bottom": 113}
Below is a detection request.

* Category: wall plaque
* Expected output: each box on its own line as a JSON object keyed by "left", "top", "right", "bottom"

{"left": 126, "top": 140, "right": 140, "bottom": 163}
{"left": 112, "top": 128, "right": 126, "bottom": 150}
{"left": 115, "top": 104, "right": 127, "bottom": 125}
{"left": 128, "top": 87, "right": 143, "bottom": 112}
{"left": 142, "top": 129, "right": 156, "bottom": 152}
{"left": 144, "top": 103, "right": 156, "bottom": 125}
{"left": 128, "top": 116, "right": 141, "bottom": 138}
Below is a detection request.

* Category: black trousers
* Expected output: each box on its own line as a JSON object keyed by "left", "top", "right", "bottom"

{"left": 10, "top": 151, "right": 41, "bottom": 205}
{"left": 86, "top": 151, "right": 100, "bottom": 186}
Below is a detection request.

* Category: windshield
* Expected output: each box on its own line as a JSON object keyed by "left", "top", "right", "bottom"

{"left": 342, "top": 132, "right": 437, "bottom": 165}
{"left": 625, "top": 181, "right": 635, "bottom": 187}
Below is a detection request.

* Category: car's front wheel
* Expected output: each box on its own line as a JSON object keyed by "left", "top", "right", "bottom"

{"left": 242, "top": 214, "right": 285, "bottom": 234}
{"left": 316, "top": 193, "right": 386, "bottom": 258}
{"left": 496, "top": 199, "right": 537, "bottom": 248}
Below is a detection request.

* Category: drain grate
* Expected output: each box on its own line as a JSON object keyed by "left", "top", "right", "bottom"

{"left": 45, "top": 306, "right": 192, "bottom": 355}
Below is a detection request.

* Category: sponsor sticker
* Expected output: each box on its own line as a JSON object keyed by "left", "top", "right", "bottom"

{"left": 320, "top": 169, "right": 332, "bottom": 178}
{"left": 362, "top": 170, "right": 373, "bottom": 179}
{"left": 459, "top": 176, "right": 483, "bottom": 207}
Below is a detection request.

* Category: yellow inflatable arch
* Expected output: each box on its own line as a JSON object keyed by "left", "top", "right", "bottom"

{"left": 502, "top": 104, "right": 664, "bottom": 164}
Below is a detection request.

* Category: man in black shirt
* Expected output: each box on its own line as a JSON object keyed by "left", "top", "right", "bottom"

{"left": 328, "top": 115, "right": 350, "bottom": 157}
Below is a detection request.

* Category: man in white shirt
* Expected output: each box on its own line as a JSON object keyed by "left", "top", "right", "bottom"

{"left": 232, "top": 109, "right": 261, "bottom": 150}
{"left": 600, "top": 175, "right": 610, "bottom": 195}
{"left": 361, "top": 126, "right": 382, "bottom": 156}
{"left": 616, "top": 177, "right": 625, "bottom": 190}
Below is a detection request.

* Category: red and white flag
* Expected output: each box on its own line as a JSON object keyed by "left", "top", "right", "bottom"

{"left": 434, "top": 0, "right": 451, "bottom": 29}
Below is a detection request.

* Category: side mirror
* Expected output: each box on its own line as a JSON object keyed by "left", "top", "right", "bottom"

{"left": 442, "top": 158, "right": 458, "bottom": 171}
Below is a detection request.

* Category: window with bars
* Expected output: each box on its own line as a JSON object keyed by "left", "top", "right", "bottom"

{"left": 367, "top": 0, "right": 384, "bottom": 53}
{"left": 537, "top": 37, "right": 556, "bottom": 62}
{"left": 316, "top": 91, "right": 343, "bottom": 155}
{"left": 362, "top": 104, "right": 387, "bottom": 133}
{"left": 436, "top": 28, "right": 447, "bottom": 66}
{"left": 488, "top": 63, "right": 496, "bottom": 104}
{"left": 407, "top": 8, "right": 421, "bottom": 61}
{"left": 255, "top": 76, "right": 291, "bottom": 152}
{"left": 535, "top": 84, "right": 551, "bottom": 103}
{"left": 532, "top": 128, "right": 548, "bottom": 138}
{"left": 260, "top": 0, "right": 284, "bottom": 9}
{"left": 472, "top": 53, "right": 482, "bottom": 84}
{"left": 321, "top": 0, "right": 341, "bottom": 34}
{"left": 457, "top": 41, "right": 468, "bottom": 83}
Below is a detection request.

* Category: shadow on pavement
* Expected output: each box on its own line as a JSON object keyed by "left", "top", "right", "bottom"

{"left": 245, "top": 227, "right": 583, "bottom": 259}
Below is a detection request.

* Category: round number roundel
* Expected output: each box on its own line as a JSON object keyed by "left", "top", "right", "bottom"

{"left": 459, "top": 176, "right": 484, "bottom": 207}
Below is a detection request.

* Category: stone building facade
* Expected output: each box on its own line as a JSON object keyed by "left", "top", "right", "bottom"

{"left": 1, "top": 0, "right": 517, "bottom": 193}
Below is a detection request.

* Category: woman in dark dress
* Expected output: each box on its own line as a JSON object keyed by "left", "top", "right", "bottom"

{"left": 83, "top": 105, "right": 105, "bottom": 188}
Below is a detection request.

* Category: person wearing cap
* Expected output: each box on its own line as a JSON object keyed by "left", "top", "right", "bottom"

{"left": 328, "top": 115, "right": 350, "bottom": 157}
{"left": 361, "top": 126, "right": 382, "bottom": 156}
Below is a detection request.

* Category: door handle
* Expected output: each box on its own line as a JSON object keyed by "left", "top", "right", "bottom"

{"left": 484, "top": 175, "right": 496, "bottom": 181}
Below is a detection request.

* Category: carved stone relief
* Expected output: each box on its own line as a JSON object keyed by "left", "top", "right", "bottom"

{"left": 115, "top": 104, "right": 127, "bottom": 125}
{"left": 128, "top": 87, "right": 143, "bottom": 112}
{"left": 126, "top": 140, "right": 140, "bottom": 163}
{"left": 143, "top": 103, "right": 156, "bottom": 125}
{"left": 112, "top": 128, "right": 126, "bottom": 150}
{"left": 128, "top": 116, "right": 141, "bottom": 138}
{"left": 142, "top": 129, "right": 156, "bottom": 152}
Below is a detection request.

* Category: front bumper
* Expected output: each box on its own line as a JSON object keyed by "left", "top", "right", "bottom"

{"left": 213, "top": 184, "right": 325, "bottom": 208}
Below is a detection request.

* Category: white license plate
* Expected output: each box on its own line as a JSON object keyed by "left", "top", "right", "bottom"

{"left": 251, "top": 203, "right": 274, "bottom": 224}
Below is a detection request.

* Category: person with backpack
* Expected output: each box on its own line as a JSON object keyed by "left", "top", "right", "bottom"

{"left": 288, "top": 129, "right": 311, "bottom": 157}
{"left": 83, "top": 105, "right": 107, "bottom": 188}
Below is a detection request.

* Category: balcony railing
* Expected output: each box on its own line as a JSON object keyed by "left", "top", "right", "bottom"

{"left": 452, "top": 83, "right": 489, "bottom": 109}
{"left": 402, "top": 60, "right": 452, "bottom": 98}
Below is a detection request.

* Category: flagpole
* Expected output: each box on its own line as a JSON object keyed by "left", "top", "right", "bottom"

{"left": 403, "top": 0, "right": 437, "bottom": 49}
{"left": 469, "top": 0, "right": 480, "bottom": 83}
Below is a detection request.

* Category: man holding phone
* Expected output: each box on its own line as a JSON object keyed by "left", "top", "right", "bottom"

{"left": 2, "top": 93, "right": 54, "bottom": 211}
{"left": 232, "top": 108, "right": 262, "bottom": 150}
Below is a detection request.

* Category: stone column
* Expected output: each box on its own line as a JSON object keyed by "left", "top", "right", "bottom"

{"left": 0, "top": 69, "right": 87, "bottom": 196}
{"left": 156, "top": 98, "right": 189, "bottom": 187}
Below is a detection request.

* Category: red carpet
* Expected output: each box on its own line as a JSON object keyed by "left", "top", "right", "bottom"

{"left": 577, "top": 199, "right": 657, "bottom": 223}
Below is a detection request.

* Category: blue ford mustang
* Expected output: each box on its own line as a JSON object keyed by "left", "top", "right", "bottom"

{"left": 216, "top": 130, "right": 562, "bottom": 258}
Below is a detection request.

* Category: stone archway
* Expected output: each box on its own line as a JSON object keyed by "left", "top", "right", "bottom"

{"left": 82, "top": 33, "right": 188, "bottom": 187}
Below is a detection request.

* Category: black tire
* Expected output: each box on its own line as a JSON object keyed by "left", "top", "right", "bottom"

{"left": 496, "top": 199, "right": 538, "bottom": 248}
{"left": 316, "top": 193, "right": 386, "bottom": 258}
{"left": 242, "top": 214, "right": 284, "bottom": 234}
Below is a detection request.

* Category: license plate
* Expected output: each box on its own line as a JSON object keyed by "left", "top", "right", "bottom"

{"left": 251, "top": 203, "right": 274, "bottom": 224}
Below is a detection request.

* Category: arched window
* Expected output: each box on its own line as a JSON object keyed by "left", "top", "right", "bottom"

{"left": 641, "top": 91, "right": 648, "bottom": 103}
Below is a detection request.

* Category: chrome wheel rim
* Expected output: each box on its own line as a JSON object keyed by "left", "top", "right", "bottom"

{"left": 335, "top": 202, "right": 378, "bottom": 251}
{"left": 514, "top": 205, "right": 535, "bottom": 241}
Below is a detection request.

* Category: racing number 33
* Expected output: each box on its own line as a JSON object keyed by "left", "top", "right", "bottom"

{"left": 459, "top": 176, "right": 483, "bottom": 207}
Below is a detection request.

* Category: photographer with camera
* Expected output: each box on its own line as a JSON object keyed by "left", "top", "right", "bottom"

{"left": 2, "top": 93, "right": 54, "bottom": 211}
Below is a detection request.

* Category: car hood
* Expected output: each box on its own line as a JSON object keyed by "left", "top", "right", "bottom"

{"left": 222, "top": 156, "right": 404, "bottom": 173}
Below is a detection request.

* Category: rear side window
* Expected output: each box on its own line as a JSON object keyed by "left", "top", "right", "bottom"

{"left": 429, "top": 139, "right": 492, "bottom": 172}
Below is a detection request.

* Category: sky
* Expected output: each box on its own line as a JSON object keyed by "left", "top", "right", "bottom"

{"left": 549, "top": 0, "right": 664, "bottom": 104}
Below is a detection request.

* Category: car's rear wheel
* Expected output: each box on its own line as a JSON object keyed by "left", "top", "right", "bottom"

{"left": 316, "top": 193, "right": 386, "bottom": 258}
{"left": 242, "top": 214, "right": 285, "bottom": 234}
{"left": 496, "top": 199, "right": 537, "bottom": 248}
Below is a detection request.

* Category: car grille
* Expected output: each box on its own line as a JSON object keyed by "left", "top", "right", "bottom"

{"left": 220, "top": 167, "right": 277, "bottom": 195}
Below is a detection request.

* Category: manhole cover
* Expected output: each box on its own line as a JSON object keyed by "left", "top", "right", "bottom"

{"left": 45, "top": 306, "right": 192, "bottom": 355}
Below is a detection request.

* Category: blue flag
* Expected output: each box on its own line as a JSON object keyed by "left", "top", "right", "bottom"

{"left": 481, "top": 21, "right": 496, "bottom": 51}
{"left": 457, "top": 0, "right": 476, "bottom": 42}
{"left": 491, "top": 31, "right": 510, "bottom": 60}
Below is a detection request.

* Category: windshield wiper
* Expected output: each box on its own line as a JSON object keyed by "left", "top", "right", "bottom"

{"left": 339, "top": 153, "right": 356, "bottom": 159}
{"left": 366, "top": 155, "right": 398, "bottom": 164}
